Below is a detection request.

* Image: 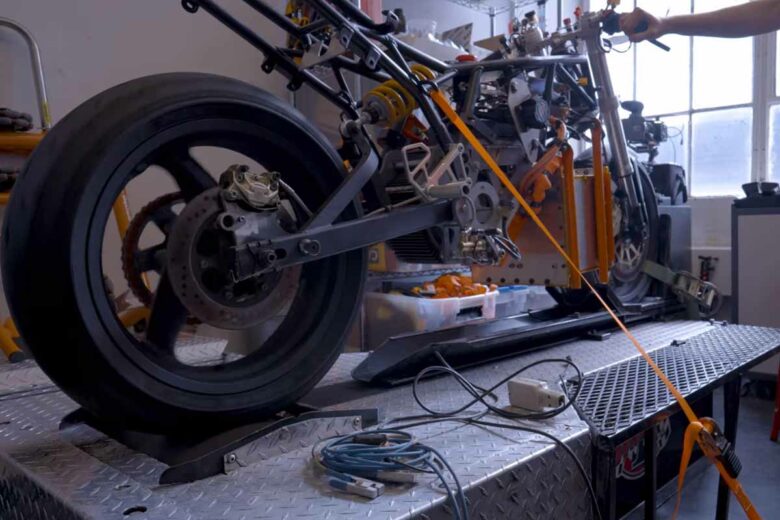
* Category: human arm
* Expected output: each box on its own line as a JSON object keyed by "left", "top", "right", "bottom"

{"left": 620, "top": 0, "right": 780, "bottom": 42}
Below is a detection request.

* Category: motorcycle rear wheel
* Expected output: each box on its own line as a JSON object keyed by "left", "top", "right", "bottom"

{"left": 2, "top": 73, "right": 366, "bottom": 432}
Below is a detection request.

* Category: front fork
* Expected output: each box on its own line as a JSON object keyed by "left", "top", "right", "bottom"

{"left": 581, "top": 15, "right": 648, "bottom": 234}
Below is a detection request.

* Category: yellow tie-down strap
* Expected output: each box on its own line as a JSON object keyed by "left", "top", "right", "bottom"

{"left": 428, "top": 89, "right": 761, "bottom": 520}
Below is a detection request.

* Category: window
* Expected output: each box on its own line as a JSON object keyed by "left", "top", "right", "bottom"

{"left": 769, "top": 34, "right": 780, "bottom": 179}
{"left": 691, "top": 108, "right": 753, "bottom": 196}
{"left": 769, "top": 106, "right": 780, "bottom": 179}
{"left": 607, "top": 0, "right": 760, "bottom": 196}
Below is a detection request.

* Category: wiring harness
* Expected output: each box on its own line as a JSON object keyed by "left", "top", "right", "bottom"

{"left": 313, "top": 429, "right": 468, "bottom": 518}
{"left": 313, "top": 353, "right": 602, "bottom": 520}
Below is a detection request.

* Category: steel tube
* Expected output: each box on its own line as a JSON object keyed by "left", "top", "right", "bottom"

{"left": 447, "top": 55, "right": 588, "bottom": 72}
{"left": 582, "top": 23, "right": 637, "bottom": 207}
{"left": 0, "top": 17, "right": 51, "bottom": 129}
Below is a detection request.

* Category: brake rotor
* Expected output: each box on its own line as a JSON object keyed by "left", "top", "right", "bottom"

{"left": 165, "top": 188, "right": 300, "bottom": 330}
{"left": 121, "top": 192, "right": 184, "bottom": 306}
{"left": 613, "top": 234, "right": 649, "bottom": 283}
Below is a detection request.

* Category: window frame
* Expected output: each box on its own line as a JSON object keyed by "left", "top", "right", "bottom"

{"left": 604, "top": 0, "right": 774, "bottom": 196}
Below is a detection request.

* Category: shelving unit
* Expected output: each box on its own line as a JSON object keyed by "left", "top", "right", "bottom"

{"left": 444, "top": 0, "right": 516, "bottom": 15}
{"left": 441, "top": 0, "right": 541, "bottom": 36}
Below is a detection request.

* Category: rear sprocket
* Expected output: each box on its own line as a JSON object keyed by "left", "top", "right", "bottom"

{"left": 121, "top": 192, "right": 184, "bottom": 306}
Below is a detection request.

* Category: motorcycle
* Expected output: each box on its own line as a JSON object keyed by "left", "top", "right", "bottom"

{"left": 1, "top": 0, "right": 671, "bottom": 431}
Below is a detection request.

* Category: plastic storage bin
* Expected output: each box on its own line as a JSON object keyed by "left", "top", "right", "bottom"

{"left": 364, "top": 290, "right": 497, "bottom": 350}
{"left": 526, "top": 286, "right": 558, "bottom": 311}
{"left": 494, "top": 286, "right": 530, "bottom": 319}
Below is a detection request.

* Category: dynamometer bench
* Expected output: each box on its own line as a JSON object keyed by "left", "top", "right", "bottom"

{"left": 0, "top": 320, "right": 777, "bottom": 520}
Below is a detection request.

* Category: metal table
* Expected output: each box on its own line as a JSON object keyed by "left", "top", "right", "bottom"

{"left": 0, "top": 320, "right": 778, "bottom": 520}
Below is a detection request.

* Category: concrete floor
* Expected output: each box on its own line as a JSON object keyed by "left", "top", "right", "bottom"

{"left": 654, "top": 388, "right": 780, "bottom": 519}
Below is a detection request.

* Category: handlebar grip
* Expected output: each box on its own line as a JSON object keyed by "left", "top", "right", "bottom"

{"left": 634, "top": 19, "right": 649, "bottom": 34}
{"left": 633, "top": 18, "right": 670, "bottom": 52}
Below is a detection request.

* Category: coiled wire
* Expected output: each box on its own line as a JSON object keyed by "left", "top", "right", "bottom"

{"left": 315, "top": 429, "right": 469, "bottom": 520}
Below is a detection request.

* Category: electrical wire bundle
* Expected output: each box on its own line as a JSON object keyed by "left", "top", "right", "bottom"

{"left": 312, "top": 353, "right": 602, "bottom": 520}
{"left": 391, "top": 353, "right": 603, "bottom": 520}
{"left": 313, "top": 429, "right": 469, "bottom": 520}
{"left": 411, "top": 353, "right": 582, "bottom": 421}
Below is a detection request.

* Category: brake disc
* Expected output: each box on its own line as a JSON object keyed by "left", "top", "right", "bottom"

{"left": 165, "top": 188, "right": 300, "bottom": 330}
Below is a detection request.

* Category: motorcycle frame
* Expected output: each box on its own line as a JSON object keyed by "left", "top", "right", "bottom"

{"left": 180, "top": 0, "right": 641, "bottom": 275}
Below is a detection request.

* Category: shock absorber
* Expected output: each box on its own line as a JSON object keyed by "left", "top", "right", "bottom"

{"left": 362, "top": 65, "right": 435, "bottom": 127}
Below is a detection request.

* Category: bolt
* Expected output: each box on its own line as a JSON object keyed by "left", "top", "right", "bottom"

{"left": 352, "top": 417, "right": 361, "bottom": 427}
{"left": 200, "top": 259, "right": 209, "bottom": 269}
{"left": 237, "top": 216, "right": 246, "bottom": 223}
{"left": 227, "top": 453, "right": 237, "bottom": 463}
{"left": 235, "top": 172, "right": 245, "bottom": 182}
{"left": 299, "top": 239, "right": 321, "bottom": 257}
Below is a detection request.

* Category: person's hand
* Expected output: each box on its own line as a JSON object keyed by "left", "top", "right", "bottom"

{"left": 620, "top": 8, "right": 665, "bottom": 42}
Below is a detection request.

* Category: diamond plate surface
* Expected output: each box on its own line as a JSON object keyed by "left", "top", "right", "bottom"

{"left": 0, "top": 320, "right": 743, "bottom": 520}
{"left": 227, "top": 415, "right": 368, "bottom": 471}
{"left": 317, "top": 353, "right": 367, "bottom": 387}
{"left": 0, "top": 360, "right": 54, "bottom": 398}
{"left": 0, "top": 456, "right": 84, "bottom": 520}
{"left": 573, "top": 324, "right": 780, "bottom": 437}
{"left": 326, "top": 320, "right": 713, "bottom": 419}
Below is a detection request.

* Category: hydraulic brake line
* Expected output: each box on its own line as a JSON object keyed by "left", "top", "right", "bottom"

{"left": 428, "top": 88, "right": 761, "bottom": 520}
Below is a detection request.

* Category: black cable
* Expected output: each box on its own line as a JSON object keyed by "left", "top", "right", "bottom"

{"left": 610, "top": 41, "right": 633, "bottom": 54}
{"left": 386, "top": 414, "right": 602, "bottom": 520}
{"left": 384, "top": 354, "right": 602, "bottom": 520}
{"left": 410, "top": 353, "right": 583, "bottom": 421}
{"left": 465, "top": 418, "right": 603, "bottom": 520}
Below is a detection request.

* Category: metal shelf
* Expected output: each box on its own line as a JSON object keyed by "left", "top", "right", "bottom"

{"left": 442, "top": 0, "right": 537, "bottom": 16}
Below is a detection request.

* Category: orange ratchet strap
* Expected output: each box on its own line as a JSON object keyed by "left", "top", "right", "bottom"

{"left": 428, "top": 89, "right": 761, "bottom": 520}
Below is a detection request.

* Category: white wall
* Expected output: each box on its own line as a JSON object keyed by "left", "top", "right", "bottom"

{"left": 0, "top": 0, "right": 288, "bottom": 312}
{"left": 384, "top": 0, "right": 510, "bottom": 43}
{"left": 690, "top": 197, "right": 734, "bottom": 294}
{"left": 0, "top": 0, "right": 288, "bottom": 120}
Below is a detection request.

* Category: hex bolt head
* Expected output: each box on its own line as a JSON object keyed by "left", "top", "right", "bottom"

{"left": 299, "top": 239, "right": 321, "bottom": 256}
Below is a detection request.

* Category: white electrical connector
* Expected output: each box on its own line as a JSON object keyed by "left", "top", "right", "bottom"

{"left": 507, "top": 377, "right": 566, "bottom": 412}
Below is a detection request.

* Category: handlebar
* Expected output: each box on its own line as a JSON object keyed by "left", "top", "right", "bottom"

{"left": 602, "top": 10, "right": 670, "bottom": 52}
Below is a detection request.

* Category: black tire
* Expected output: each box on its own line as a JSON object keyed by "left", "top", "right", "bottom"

{"left": 2, "top": 73, "right": 366, "bottom": 432}
{"left": 548, "top": 167, "right": 660, "bottom": 311}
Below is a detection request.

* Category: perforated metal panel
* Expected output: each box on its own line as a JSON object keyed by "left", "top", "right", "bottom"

{"left": 573, "top": 324, "right": 780, "bottom": 437}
